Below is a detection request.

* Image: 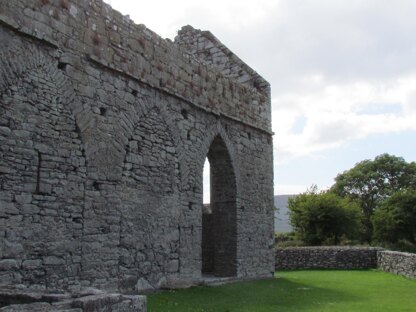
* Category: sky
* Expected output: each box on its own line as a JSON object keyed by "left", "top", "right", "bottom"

{"left": 104, "top": 0, "right": 416, "bottom": 198}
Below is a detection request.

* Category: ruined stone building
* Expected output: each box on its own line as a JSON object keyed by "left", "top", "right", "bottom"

{"left": 0, "top": 0, "right": 274, "bottom": 295}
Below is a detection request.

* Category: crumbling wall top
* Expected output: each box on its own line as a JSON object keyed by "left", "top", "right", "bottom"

{"left": 175, "top": 25, "right": 270, "bottom": 95}
{"left": 0, "top": 0, "right": 271, "bottom": 133}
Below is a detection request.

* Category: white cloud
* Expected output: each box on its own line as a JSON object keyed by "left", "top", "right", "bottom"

{"left": 273, "top": 75, "right": 416, "bottom": 163}
{"left": 104, "top": 0, "right": 278, "bottom": 38}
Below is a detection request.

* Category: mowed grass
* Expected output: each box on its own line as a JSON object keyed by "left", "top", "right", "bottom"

{"left": 148, "top": 270, "right": 416, "bottom": 312}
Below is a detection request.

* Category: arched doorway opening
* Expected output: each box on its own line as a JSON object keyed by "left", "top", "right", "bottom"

{"left": 201, "top": 136, "right": 237, "bottom": 277}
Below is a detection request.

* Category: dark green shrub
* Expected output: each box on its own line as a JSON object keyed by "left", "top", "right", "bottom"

{"left": 373, "top": 190, "right": 416, "bottom": 249}
{"left": 289, "top": 188, "right": 361, "bottom": 245}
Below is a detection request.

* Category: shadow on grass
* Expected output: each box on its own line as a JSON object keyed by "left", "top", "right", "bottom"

{"left": 148, "top": 277, "right": 359, "bottom": 312}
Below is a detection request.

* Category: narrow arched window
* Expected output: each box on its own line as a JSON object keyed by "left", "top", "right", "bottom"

{"left": 201, "top": 136, "right": 237, "bottom": 277}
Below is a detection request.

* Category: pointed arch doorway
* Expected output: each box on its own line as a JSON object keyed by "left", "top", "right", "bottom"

{"left": 201, "top": 136, "right": 237, "bottom": 277}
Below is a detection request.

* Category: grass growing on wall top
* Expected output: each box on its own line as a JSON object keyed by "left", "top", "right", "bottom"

{"left": 148, "top": 270, "right": 416, "bottom": 312}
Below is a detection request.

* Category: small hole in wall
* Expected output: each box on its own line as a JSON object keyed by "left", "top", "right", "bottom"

{"left": 187, "top": 130, "right": 191, "bottom": 140}
{"left": 188, "top": 202, "right": 193, "bottom": 210}
{"left": 181, "top": 109, "right": 188, "bottom": 119}
{"left": 241, "top": 206, "right": 245, "bottom": 211}
{"left": 267, "top": 137, "right": 271, "bottom": 144}
{"left": 131, "top": 90, "right": 138, "bottom": 97}
{"left": 247, "top": 132, "right": 251, "bottom": 140}
{"left": 58, "top": 62, "right": 67, "bottom": 71}
{"left": 72, "top": 217, "right": 82, "bottom": 224}
{"left": 92, "top": 181, "right": 100, "bottom": 191}
{"left": 75, "top": 124, "right": 82, "bottom": 136}
{"left": 35, "top": 151, "right": 42, "bottom": 195}
{"left": 99, "top": 107, "right": 107, "bottom": 116}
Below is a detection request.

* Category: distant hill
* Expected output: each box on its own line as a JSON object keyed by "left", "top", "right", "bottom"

{"left": 274, "top": 195, "right": 296, "bottom": 233}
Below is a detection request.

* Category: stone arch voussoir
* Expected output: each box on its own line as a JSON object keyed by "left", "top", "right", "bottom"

{"left": 196, "top": 121, "right": 241, "bottom": 196}
{"left": 0, "top": 43, "right": 93, "bottom": 151}
{"left": 123, "top": 93, "right": 188, "bottom": 192}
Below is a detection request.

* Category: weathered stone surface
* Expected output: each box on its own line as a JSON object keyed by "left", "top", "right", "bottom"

{"left": 0, "top": 260, "right": 19, "bottom": 271}
{"left": 378, "top": 250, "right": 416, "bottom": 279}
{"left": 0, "top": 302, "right": 58, "bottom": 312}
{"left": 0, "top": 0, "right": 274, "bottom": 303}
{"left": 135, "top": 279, "right": 153, "bottom": 293}
{"left": 0, "top": 286, "right": 146, "bottom": 312}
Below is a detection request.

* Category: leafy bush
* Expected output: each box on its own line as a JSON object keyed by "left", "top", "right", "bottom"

{"left": 372, "top": 190, "right": 416, "bottom": 249}
{"left": 288, "top": 187, "right": 361, "bottom": 245}
{"left": 331, "top": 153, "right": 416, "bottom": 242}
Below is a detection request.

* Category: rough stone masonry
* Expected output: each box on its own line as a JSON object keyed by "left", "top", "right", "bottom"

{"left": 0, "top": 0, "right": 274, "bottom": 296}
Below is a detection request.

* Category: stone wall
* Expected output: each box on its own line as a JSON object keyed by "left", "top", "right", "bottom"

{"left": 0, "top": 0, "right": 274, "bottom": 295}
{"left": 175, "top": 26, "right": 270, "bottom": 97}
{"left": 378, "top": 251, "right": 416, "bottom": 279}
{"left": 0, "top": 286, "right": 146, "bottom": 312}
{"left": 275, "top": 247, "right": 381, "bottom": 270}
{"left": 275, "top": 247, "right": 416, "bottom": 279}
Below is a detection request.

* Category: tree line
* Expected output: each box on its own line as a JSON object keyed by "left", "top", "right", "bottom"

{"left": 286, "top": 154, "right": 416, "bottom": 252}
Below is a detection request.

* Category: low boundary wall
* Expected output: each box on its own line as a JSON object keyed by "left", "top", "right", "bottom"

{"left": 275, "top": 247, "right": 415, "bottom": 279}
{"left": 378, "top": 250, "right": 416, "bottom": 279}
{"left": 275, "top": 247, "right": 381, "bottom": 270}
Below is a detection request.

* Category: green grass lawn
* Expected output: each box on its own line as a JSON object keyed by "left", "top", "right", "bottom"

{"left": 148, "top": 270, "right": 416, "bottom": 312}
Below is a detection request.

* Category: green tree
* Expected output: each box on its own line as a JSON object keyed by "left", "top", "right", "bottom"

{"left": 288, "top": 187, "right": 361, "bottom": 245}
{"left": 372, "top": 190, "right": 416, "bottom": 246}
{"left": 331, "top": 153, "right": 416, "bottom": 242}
